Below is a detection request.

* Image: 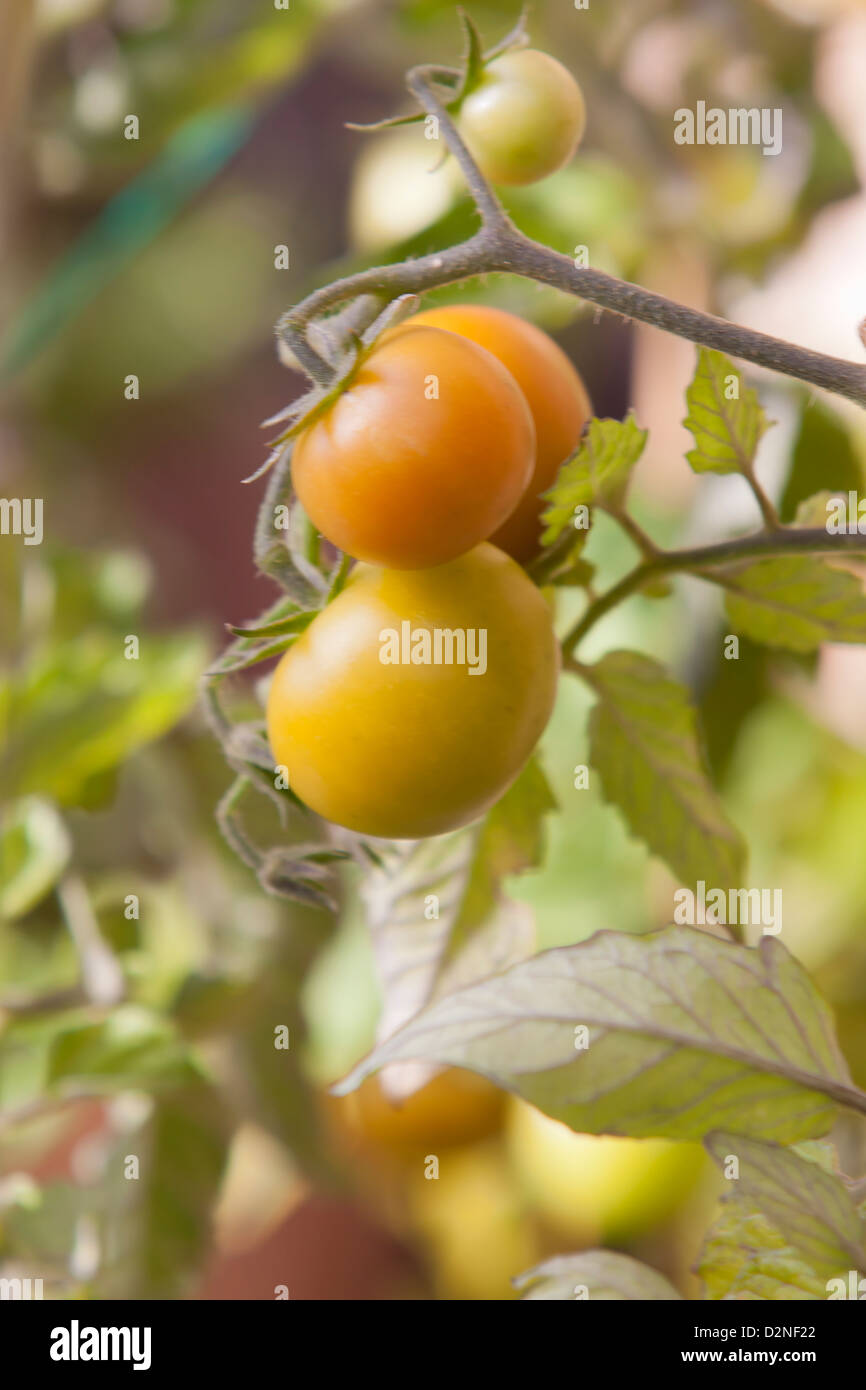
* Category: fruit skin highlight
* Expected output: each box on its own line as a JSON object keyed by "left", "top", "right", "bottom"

{"left": 409, "top": 304, "right": 591, "bottom": 561}
{"left": 265, "top": 543, "right": 560, "bottom": 840}
{"left": 291, "top": 323, "right": 535, "bottom": 570}
{"left": 459, "top": 49, "right": 586, "bottom": 187}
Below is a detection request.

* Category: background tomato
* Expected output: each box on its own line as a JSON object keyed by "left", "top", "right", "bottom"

{"left": 458, "top": 49, "right": 586, "bottom": 187}
{"left": 266, "top": 543, "right": 560, "bottom": 838}
{"left": 506, "top": 1100, "right": 708, "bottom": 1243}
{"left": 292, "top": 324, "right": 534, "bottom": 569}
{"left": 409, "top": 304, "right": 592, "bottom": 560}
{"left": 341, "top": 1069, "right": 506, "bottom": 1155}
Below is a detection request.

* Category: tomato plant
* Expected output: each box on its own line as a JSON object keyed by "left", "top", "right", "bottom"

{"left": 204, "top": 8, "right": 866, "bottom": 1311}
{"left": 7, "top": 0, "right": 866, "bottom": 1321}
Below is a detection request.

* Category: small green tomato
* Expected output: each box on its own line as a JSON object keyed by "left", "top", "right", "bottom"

{"left": 459, "top": 49, "right": 586, "bottom": 187}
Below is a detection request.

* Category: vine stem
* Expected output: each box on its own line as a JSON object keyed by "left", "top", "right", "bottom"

{"left": 275, "top": 59, "right": 866, "bottom": 409}
{"left": 561, "top": 526, "right": 866, "bottom": 656}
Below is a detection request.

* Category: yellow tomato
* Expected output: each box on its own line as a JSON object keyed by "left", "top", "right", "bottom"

{"left": 265, "top": 543, "right": 560, "bottom": 838}
{"left": 506, "top": 1100, "right": 707, "bottom": 1242}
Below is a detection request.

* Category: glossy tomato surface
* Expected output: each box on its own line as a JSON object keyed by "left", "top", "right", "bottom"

{"left": 409, "top": 304, "right": 591, "bottom": 560}
{"left": 266, "top": 543, "right": 560, "bottom": 838}
{"left": 292, "top": 324, "right": 534, "bottom": 569}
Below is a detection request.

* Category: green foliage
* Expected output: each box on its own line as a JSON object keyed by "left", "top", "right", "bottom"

{"left": 586, "top": 651, "right": 745, "bottom": 888}
{"left": 721, "top": 556, "right": 866, "bottom": 653}
{"left": 2, "top": 548, "right": 204, "bottom": 808}
{"left": 541, "top": 415, "right": 647, "bottom": 545}
{"left": 0, "top": 798, "right": 71, "bottom": 921}
{"left": 780, "top": 404, "right": 862, "bottom": 522}
{"left": 698, "top": 1137, "right": 866, "bottom": 1299}
{"left": 337, "top": 929, "right": 864, "bottom": 1143}
{"left": 46, "top": 1008, "right": 200, "bottom": 1093}
{"left": 515, "top": 1250, "right": 682, "bottom": 1301}
{"left": 683, "top": 348, "right": 772, "bottom": 475}
{"left": 360, "top": 758, "right": 555, "bottom": 1045}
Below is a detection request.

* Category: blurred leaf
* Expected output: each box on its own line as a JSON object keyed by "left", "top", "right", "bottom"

{"left": 359, "top": 759, "right": 555, "bottom": 1079}
{"left": 780, "top": 403, "right": 862, "bottom": 523}
{"left": 0, "top": 798, "right": 71, "bottom": 921}
{"left": 793, "top": 491, "right": 841, "bottom": 528}
{"left": 47, "top": 1007, "right": 199, "bottom": 1092}
{"left": 1, "top": 111, "right": 254, "bottom": 380}
{"left": 131, "top": 1084, "right": 230, "bottom": 1299}
{"left": 797, "top": 109, "right": 860, "bottom": 222}
{"left": 541, "top": 416, "right": 646, "bottom": 545}
{"left": 2, "top": 1083, "right": 230, "bottom": 1301}
{"left": 238, "top": 906, "right": 339, "bottom": 1178}
{"left": 5, "top": 630, "right": 206, "bottom": 806}
{"left": 721, "top": 557, "right": 866, "bottom": 653}
{"left": 585, "top": 650, "right": 745, "bottom": 888}
{"left": 705, "top": 1132, "right": 866, "bottom": 1272}
{"left": 515, "top": 1250, "right": 681, "bottom": 1301}
{"left": 699, "top": 1136, "right": 866, "bottom": 1300}
{"left": 336, "top": 929, "right": 862, "bottom": 1144}
{"left": 683, "top": 349, "right": 772, "bottom": 475}
{"left": 698, "top": 634, "right": 768, "bottom": 781}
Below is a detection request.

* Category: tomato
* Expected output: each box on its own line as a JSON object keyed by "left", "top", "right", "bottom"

{"left": 265, "top": 543, "right": 559, "bottom": 838}
{"left": 459, "top": 49, "right": 586, "bottom": 187}
{"left": 506, "top": 1101, "right": 707, "bottom": 1242}
{"left": 408, "top": 305, "right": 591, "bottom": 560}
{"left": 291, "top": 324, "right": 535, "bottom": 569}
{"left": 345, "top": 1069, "right": 506, "bottom": 1154}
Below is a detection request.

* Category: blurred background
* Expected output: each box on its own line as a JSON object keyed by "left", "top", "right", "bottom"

{"left": 2, "top": 0, "right": 866, "bottom": 1300}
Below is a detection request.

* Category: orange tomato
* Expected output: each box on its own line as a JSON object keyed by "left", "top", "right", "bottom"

{"left": 291, "top": 323, "right": 535, "bottom": 568}
{"left": 265, "top": 543, "right": 560, "bottom": 839}
{"left": 409, "top": 305, "right": 591, "bottom": 560}
{"left": 345, "top": 1069, "right": 506, "bottom": 1154}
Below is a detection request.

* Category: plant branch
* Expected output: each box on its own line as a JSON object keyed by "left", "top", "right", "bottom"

{"left": 275, "top": 59, "right": 866, "bottom": 408}
{"left": 501, "top": 236, "right": 866, "bottom": 408}
{"left": 562, "top": 526, "right": 866, "bottom": 656}
{"left": 406, "top": 65, "right": 511, "bottom": 231}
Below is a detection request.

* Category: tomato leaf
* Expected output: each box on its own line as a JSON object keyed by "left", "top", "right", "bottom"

{"left": 0, "top": 798, "right": 71, "bottom": 921}
{"left": 335, "top": 927, "right": 864, "bottom": 1144}
{"left": 540, "top": 415, "right": 647, "bottom": 545}
{"left": 357, "top": 758, "right": 555, "bottom": 1097}
{"left": 585, "top": 650, "right": 745, "bottom": 889}
{"left": 47, "top": 1007, "right": 200, "bottom": 1092}
{"left": 718, "top": 555, "right": 866, "bottom": 652}
{"left": 515, "top": 1250, "right": 682, "bottom": 1301}
{"left": 683, "top": 348, "right": 773, "bottom": 475}
{"left": 699, "top": 1135, "right": 866, "bottom": 1299}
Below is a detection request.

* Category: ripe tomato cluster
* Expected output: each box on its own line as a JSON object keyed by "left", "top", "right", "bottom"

{"left": 267, "top": 303, "right": 591, "bottom": 840}
{"left": 265, "top": 53, "right": 590, "bottom": 840}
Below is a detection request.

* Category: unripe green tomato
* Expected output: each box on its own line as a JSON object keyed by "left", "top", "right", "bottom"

{"left": 459, "top": 49, "right": 586, "bottom": 187}
{"left": 266, "top": 543, "right": 560, "bottom": 839}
